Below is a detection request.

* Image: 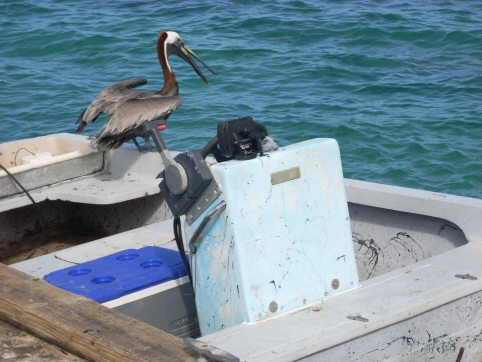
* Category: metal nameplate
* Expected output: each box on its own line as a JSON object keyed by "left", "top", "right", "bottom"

{"left": 271, "top": 166, "right": 300, "bottom": 185}
{"left": 186, "top": 177, "right": 222, "bottom": 225}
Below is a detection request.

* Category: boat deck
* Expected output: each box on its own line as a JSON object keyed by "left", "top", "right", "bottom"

{"left": 200, "top": 242, "right": 482, "bottom": 361}
{"left": 0, "top": 145, "right": 162, "bottom": 213}
{"left": 1, "top": 135, "right": 481, "bottom": 361}
{"left": 8, "top": 213, "right": 482, "bottom": 361}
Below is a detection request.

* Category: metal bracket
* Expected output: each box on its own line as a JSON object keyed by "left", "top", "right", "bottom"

{"left": 455, "top": 274, "right": 478, "bottom": 280}
{"left": 347, "top": 315, "right": 369, "bottom": 322}
{"left": 189, "top": 201, "right": 226, "bottom": 254}
{"left": 186, "top": 178, "right": 222, "bottom": 224}
{"left": 184, "top": 337, "right": 239, "bottom": 362}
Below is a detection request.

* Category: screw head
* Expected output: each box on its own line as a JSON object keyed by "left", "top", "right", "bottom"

{"left": 269, "top": 301, "right": 278, "bottom": 313}
{"left": 331, "top": 279, "right": 340, "bottom": 290}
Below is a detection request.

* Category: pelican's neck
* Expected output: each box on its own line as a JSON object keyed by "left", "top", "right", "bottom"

{"left": 157, "top": 34, "right": 179, "bottom": 96}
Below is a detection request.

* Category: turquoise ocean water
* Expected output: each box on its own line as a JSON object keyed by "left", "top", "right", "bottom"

{"left": 1, "top": 1, "right": 481, "bottom": 198}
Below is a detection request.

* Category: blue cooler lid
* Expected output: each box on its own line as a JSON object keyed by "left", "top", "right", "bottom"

{"left": 44, "top": 246, "right": 187, "bottom": 303}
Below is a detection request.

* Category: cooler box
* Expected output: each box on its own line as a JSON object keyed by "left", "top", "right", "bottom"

{"left": 44, "top": 246, "right": 199, "bottom": 337}
{"left": 185, "top": 138, "right": 360, "bottom": 335}
{"left": 44, "top": 246, "right": 186, "bottom": 302}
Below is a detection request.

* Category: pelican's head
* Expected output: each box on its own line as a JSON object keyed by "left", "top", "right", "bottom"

{"left": 159, "top": 30, "right": 218, "bottom": 85}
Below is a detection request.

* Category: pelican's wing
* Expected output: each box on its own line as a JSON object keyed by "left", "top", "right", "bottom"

{"left": 76, "top": 78, "right": 148, "bottom": 131}
{"left": 95, "top": 95, "right": 183, "bottom": 138}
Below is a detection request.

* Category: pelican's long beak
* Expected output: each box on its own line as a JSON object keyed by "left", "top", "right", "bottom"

{"left": 168, "top": 40, "right": 218, "bottom": 85}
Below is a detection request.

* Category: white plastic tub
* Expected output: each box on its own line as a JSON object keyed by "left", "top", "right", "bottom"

{"left": 0, "top": 133, "right": 103, "bottom": 198}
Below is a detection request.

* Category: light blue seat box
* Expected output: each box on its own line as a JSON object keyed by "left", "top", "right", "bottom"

{"left": 185, "top": 138, "right": 360, "bottom": 335}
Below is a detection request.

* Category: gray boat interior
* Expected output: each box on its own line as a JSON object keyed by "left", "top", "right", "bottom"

{"left": 2, "top": 134, "right": 481, "bottom": 361}
{"left": 0, "top": 134, "right": 470, "bottom": 278}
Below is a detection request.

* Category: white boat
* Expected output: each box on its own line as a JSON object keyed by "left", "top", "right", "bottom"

{"left": 1, "top": 129, "right": 481, "bottom": 362}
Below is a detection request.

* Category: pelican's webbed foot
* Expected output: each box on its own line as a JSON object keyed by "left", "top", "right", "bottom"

{"left": 132, "top": 138, "right": 150, "bottom": 154}
{"left": 144, "top": 137, "right": 158, "bottom": 153}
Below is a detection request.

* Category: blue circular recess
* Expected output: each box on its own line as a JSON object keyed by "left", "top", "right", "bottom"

{"left": 140, "top": 260, "right": 164, "bottom": 268}
{"left": 116, "top": 253, "right": 139, "bottom": 261}
{"left": 68, "top": 269, "right": 91, "bottom": 276}
{"left": 91, "top": 276, "right": 115, "bottom": 284}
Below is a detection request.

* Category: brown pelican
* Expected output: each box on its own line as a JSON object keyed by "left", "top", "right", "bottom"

{"left": 75, "top": 30, "right": 217, "bottom": 152}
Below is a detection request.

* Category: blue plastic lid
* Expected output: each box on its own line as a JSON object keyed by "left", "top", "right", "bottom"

{"left": 44, "top": 246, "right": 187, "bottom": 303}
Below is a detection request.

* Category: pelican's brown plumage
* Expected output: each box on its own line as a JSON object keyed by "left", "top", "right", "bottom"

{"left": 75, "top": 31, "right": 217, "bottom": 152}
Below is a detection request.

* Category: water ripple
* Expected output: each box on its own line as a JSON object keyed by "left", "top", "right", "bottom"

{"left": 0, "top": 0, "right": 481, "bottom": 198}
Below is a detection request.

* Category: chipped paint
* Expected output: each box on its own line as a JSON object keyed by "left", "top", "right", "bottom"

{"left": 185, "top": 139, "right": 360, "bottom": 335}
{"left": 304, "top": 291, "right": 482, "bottom": 361}
{"left": 350, "top": 203, "right": 468, "bottom": 281}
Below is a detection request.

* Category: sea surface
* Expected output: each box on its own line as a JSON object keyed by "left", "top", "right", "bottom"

{"left": 1, "top": 0, "right": 481, "bottom": 198}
